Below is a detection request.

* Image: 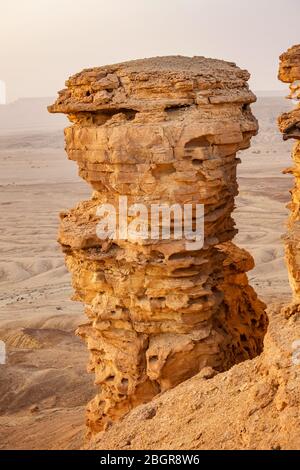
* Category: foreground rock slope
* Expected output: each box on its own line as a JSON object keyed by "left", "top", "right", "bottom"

{"left": 49, "top": 56, "right": 267, "bottom": 437}
{"left": 88, "top": 304, "right": 300, "bottom": 450}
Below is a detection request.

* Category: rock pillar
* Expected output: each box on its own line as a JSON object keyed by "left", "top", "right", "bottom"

{"left": 49, "top": 56, "right": 267, "bottom": 436}
{"left": 278, "top": 46, "right": 300, "bottom": 307}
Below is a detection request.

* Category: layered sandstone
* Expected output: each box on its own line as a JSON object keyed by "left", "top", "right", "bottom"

{"left": 88, "top": 303, "right": 300, "bottom": 450}
{"left": 278, "top": 46, "right": 300, "bottom": 306}
{"left": 49, "top": 56, "right": 267, "bottom": 437}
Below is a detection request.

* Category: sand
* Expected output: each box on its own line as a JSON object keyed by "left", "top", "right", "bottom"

{"left": 0, "top": 96, "right": 294, "bottom": 449}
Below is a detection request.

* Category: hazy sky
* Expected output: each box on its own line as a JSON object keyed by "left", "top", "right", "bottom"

{"left": 1, "top": 0, "right": 299, "bottom": 101}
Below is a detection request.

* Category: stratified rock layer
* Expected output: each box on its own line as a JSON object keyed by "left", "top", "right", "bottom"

{"left": 278, "top": 46, "right": 300, "bottom": 305}
{"left": 49, "top": 56, "right": 267, "bottom": 437}
{"left": 88, "top": 304, "right": 300, "bottom": 450}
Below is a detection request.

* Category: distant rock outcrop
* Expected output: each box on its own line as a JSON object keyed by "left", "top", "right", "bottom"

{"left": 49, "top": 56, "right": 267, "bottom": 438}
{"left": 0, "top": 98, "right": 67, "bottom": 134}
{"left": 278, "top": 45, "right": 300, "bottom": 312}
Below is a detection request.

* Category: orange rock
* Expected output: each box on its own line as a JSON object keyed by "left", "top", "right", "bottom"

{"left": 278, "top": 45, "right": 300, "bottom": 303}
{"left": 49, "top": 56, "right": 267, "bottom": 439}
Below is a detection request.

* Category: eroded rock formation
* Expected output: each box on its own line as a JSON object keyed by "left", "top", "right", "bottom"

{"left": 49, "top": 56, "right": 267, "bottom": 437}
{"left": 278, "top": 45, "right": 300, "bottom": 308}
{"left": 88, "top": 303, "right": 300, "bottom": 450}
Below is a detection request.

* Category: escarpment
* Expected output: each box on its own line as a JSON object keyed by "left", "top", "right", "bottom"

{"left": 49, "top": 56, "right": 267, "bottom": 437}
{"left": 278, "top": 45, "right": 300, "bottom": 307}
